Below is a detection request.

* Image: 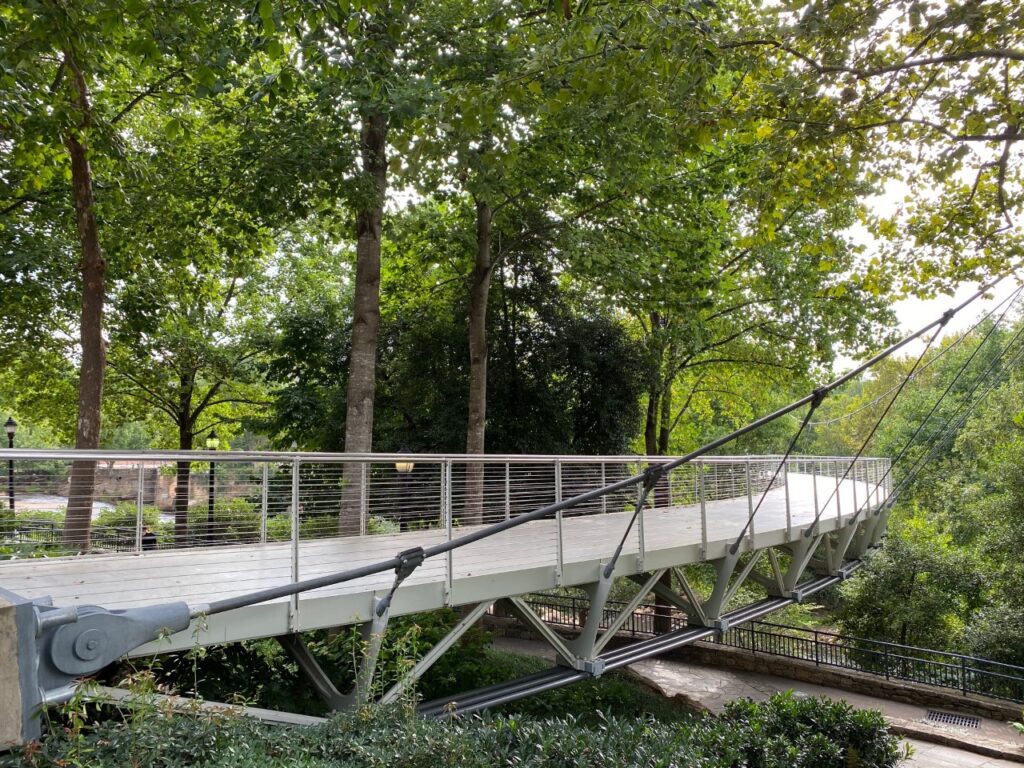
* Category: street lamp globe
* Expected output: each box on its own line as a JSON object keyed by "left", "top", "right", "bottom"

{"left": 395, "top": 448, "right": 414, "bottom": 474}
{"left": 206, "top": 430, "right": 220, "bottom": 450}
{"left": 4, "top": 417, "right": 16, "bottom": 439}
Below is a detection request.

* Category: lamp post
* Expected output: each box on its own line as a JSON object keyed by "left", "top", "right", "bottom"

{"left": 395, "top": 448, "right": 414, "bottom": 530}
{"left": 206, "top": 430, "right": 219, "bottom": 544}
{"left": 4, "top": 417, "right": 15, "bottom": 514}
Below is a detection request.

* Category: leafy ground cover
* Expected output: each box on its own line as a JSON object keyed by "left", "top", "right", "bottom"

{"left": 12, "top": 692, "right": 906, "bottom": 768}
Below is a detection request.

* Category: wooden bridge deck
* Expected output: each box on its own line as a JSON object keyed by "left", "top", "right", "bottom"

{"left": 0, "top": 474, "right": 878, "bottom": 654}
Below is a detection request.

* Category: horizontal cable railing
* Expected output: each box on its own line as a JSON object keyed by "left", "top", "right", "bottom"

{"left": 511, "top": 597, "right": 1024, "bottom": 704}
{"left": 0, "top": 451, "right": 890, "bottom": 559}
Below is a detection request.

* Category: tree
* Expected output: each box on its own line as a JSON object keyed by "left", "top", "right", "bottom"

{"left": 0, "top": 0, "right": 256, "bottom": 547}
{"left": 837, "top": 510, "right": 985, "bottom": 648}
{"left": 720, "top": 0, "right": 1024, "bottom": 293}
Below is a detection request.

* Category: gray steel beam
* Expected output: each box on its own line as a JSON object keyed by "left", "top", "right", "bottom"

{"left": 379, "top": 601, "right": 493, "bottom": 705}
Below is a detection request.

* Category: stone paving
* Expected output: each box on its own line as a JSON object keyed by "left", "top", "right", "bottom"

{"left": 492, "top": 637, "right": 1024, "bottom": 767}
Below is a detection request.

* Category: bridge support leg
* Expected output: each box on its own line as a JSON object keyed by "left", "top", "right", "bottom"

{"left": 502, "top": 596, "right": 579, "bottom": 668}
{"left": 596, "top": 570, "right": 670, "bottom": 655}
{"left": 277, "top": 633, "right": 347, "bottom": 711}
{"left": 379, "top": 601, "right": 493, "bottom": 705}
{"left": 781, "top": 533, "right": 824, "bottom": 599}
{"left": 565, "top": 567, "right": 616, "bottom": 665}
{"left": 280, "top": 596, "right": 391, "bottom": 711}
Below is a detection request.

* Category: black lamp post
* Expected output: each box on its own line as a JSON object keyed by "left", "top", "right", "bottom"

{"left": 206, "top": 430, "right": 219, "bottom": 543}
{"left": 395, "top": 448, "right": 414, "bottom": 530}
{"left": 4, "top": 417, "right": 15, "bottom": 513}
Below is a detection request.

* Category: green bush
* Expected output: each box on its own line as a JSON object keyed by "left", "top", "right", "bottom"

{"left": 119, "top": 609, "right": 493, "bottom": 716}
{"left": 94, "top": 502, "right": 162, "bottom": 530}
{"left": 11, "top": 693, "right": 906, "bottom": 768}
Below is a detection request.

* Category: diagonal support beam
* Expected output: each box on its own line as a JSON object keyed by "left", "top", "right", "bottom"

{"left": 280, "top": 595, "right": 391, "bottom": 711}
{"left": 503, "top": 596, "right": 578, "bottom": 668}
{"left": 672, "top": 567, "right": 709, "bottom": 626}
{"left": 278, "top": 633, "right": 348, "bottom": 711}
{"left": 783, "top": 533, "right": 824, "bottom": 594}
{"left": 593, "top": 570, "right": 666, "bottom": 655}
{"left": 701, "top": 551, "right": 740, "bottom": 626}
{"left": 379, "top": 601, "right": 493, "bottom": 705}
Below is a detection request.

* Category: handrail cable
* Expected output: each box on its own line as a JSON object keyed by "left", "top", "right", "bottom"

{"left": 199, "top": 271, "right": 1017, "bottom": 618}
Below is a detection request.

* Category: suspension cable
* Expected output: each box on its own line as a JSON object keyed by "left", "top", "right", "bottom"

{"left": 846, "top": 285, "right": 1024, "bottom": 521}
{"left": 199, "top": 271, "right": 1017, "bottom": 618}
{"left": 883, "top": 323, "right": 1024, "bottom": 508}
{"left": 799, "top": 287, "right": 1023, "bottom": 428}
{"left": 729, "top": 388, "right": 826, "bottom": 555}
{"left": 803, "top": 314, "right": 947, "bottom": 536}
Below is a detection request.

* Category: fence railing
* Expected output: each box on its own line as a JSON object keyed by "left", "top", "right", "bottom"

{"left": 0, "top": 450, "right": 891, "bottom": 568}
{"left": 718, "top": 620, "right": 1024, "bottom": 704}
{"left": 514, "top": 594, "right": 1024, "bottom": 704}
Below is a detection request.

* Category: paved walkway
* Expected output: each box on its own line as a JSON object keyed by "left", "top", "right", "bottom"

{"left": 493, "top": 637, "right": 1024, "bottom": 767}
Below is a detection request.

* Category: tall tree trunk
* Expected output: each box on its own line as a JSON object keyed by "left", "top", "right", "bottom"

{"left": 644, "top": 389, "right": 659, "bottom": 456}
{"left": 174, "top": 386, "right": 194, "bottom": 543}
{"left": 658, "top": 373, "right": 674, "bottom": 455}
{"left": 340, "top": 111, "right": 388, "bottom": 535}
{"left": 463, "top": 200, "right": 493, "bottom": 525}
{"left": 63, "top": 57, "right": 105, "bottom": 551}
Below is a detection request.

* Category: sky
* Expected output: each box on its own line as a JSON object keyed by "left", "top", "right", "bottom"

{"left": 833, "top": 276, "right": 1021, "bottom": 373}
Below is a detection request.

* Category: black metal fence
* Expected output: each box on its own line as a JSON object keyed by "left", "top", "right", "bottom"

{"left": 520, "top": 594, "right": 686, "bottom": 637}
{"left": 518, "top": 596, "right": 1024, "bottom": 704}
{"left": 718, "top": 620, "right": 1024, "bottom": 704}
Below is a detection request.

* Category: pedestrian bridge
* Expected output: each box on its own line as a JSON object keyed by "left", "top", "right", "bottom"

{"left": 0, "top": 449, "right": 892, "bottom": 741}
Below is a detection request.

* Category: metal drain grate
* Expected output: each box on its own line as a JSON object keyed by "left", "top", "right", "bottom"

{"left": 925, "top": 710, "right": 981, "bottom": 728}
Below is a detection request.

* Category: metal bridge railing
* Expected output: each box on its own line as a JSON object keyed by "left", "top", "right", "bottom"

{"left": 513, "top": 597, "right": 1024, "bottom": 704}
{"left": 0, "top": 450, "right": 891, "bottom": 569}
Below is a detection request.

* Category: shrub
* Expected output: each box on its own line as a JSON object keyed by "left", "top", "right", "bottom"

{"left": 10, "top": 692, "right": 906, "bottom": 768}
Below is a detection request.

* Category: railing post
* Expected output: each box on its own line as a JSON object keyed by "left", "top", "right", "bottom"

{"left": 359, "top": 461, "right": 369, "bottom": 537}
{"left": 961, "top": 657, "right": 969, "bottom": 695}
{"left": 444, "top": 460, "right": 453, "bottom": 605}
{"left": 783, "top": 460, "right": 792, "bottom": 542}
{"left": 135, "top": 463, "right": 144, "bottom": 552}
{"left": 850, "top": 459, "right": 858, "bottom": 521}
{"left": 290, "top": 457, "right": 300, "bottom": 631}
{"left": 745, "top": 457, "right": 754, "bottom": 548}
{"left": 636, "top": 481, "right": 645, "bottom": 573}
{"left": 555, "top": 459, "right": 564, "bottom": 585}
{"left": 884, "top": 646, "right": 890, "bottom": 680}
{"left": 812, "top": 466, "right": 819, "bottom": 529}
{"left": 835, "top": 460, "right": 842, "bottom": 523}
{"left": 260, "top": 462, "right": 269, "bottom": 544}
{"left": 600, "top": 462, "right": 607, "bottom": 514}
{"left": 814, "top": 630, "right": 820, "bottom": 666}
{"left": 699, "top": 460, "right": 707, "bottom": 559}
{"left": 504, "top": 462, "right": 510, "bottom": 521}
